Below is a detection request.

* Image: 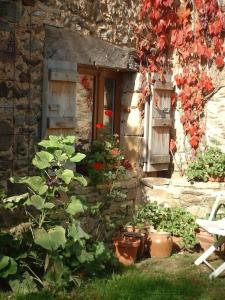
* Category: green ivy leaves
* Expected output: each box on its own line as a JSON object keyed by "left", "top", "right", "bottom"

{"left": 66, "top": 196, "right": 87, "bottom": 215}
{"left": 34, "top": 226, "right": 66, "bottom": 251}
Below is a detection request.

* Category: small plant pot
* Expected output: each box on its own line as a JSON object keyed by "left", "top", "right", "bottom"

{"left": 196, "top": 228, "right": 214, "bottom": 251}
{"left": 124, "top": 232, "right": 146, "bottom": 259}
{"left": 172, "top": 236, "right": 184, "bottom": 253}
{"left": 150, "top": 231, "right": 173, "bottom": 258}
{"left": 113, "top": 236, "right": 140, "bottom": 265}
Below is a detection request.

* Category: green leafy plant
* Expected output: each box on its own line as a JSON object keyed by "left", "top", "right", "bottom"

{"left": 134, "top": 202, "right": 197, "bottom": 249}
{"left": 0, "top": 136, "right": 113, "bottom": 292}
{"left": 76, "top": 129, "right": 132, "bottom": 240}
{"left": 186, "top": 146, "right": 225, "bottom": 182}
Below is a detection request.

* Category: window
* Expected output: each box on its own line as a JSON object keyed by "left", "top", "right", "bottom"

{"left": 77, "top": 66, "right": 122, "bottom": 140}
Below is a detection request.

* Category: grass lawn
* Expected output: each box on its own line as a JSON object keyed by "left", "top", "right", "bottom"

{"left": 1, "top": 253, "right": 225, "bottom": 300}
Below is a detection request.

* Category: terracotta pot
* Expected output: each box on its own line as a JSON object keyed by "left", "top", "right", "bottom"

{"left": 124, "top": 232, "right": 146, "bottom": 259}
{"left": 208, "top": 176, "right": 225, "bottom": 182}
{"left": 150, "top": 231, "right": 173, "bottom": 258}
{"left": 172, "top": 236, "right": 184, "bottom": 253}
{"left": 196, "top": 228, "right": 214, "bottom": 251}
{"left": 113, "top": 236, "right": 140, "bottom": 266}
{"left": 125, "top": 225, "right": 141, "bottom": 233}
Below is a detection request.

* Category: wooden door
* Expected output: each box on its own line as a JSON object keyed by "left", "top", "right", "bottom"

{"left": 143, "top": 80, "right": 173, "bottom": 172}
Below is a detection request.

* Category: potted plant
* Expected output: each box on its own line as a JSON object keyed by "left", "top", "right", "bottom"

{"left": 112, "top": 235, "right": 140, "bottom": 265}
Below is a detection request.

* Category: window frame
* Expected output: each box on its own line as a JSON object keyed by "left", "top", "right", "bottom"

{"left": 77, "top": 65, "right": 122, "bottom": 140}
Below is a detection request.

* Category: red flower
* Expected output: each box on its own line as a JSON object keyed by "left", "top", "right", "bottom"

{"left": 104, "top": 109, "right": 113, "bottom": 117}
{"left": 121, "top": 159, "right": 132, "bottom": 170}
{"left": 92, "top": 162, "right": 104, "bottom": 170}
{"left": 111, "top": 148, "right": 120, "bottom": 156}
{"left": 95, "top": 123, "right": 105, "bottom": 129}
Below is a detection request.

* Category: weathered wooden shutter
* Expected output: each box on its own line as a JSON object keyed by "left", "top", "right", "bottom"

{"left": 42, "top": 59, "right": 78, "bottom": 137}
{"left": 143, "top": 75, "right": 173, "bottom": 172}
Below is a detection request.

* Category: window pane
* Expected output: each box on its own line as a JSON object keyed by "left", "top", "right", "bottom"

{"left": 76, "top": 74, "right": 95, "bottom": 146}
{"left": 103, "top": 78, "right": 116, "bottom": 134}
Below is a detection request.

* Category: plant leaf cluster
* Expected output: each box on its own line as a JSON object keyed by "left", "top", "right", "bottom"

{"left": 134, "top": 202, "right": 197, "bottom": 249}
{"left": 186, "top": 146, "right": 225, "bottom": 182}
{"left": 0, "top": 136, "right": 114, "bottom": 293}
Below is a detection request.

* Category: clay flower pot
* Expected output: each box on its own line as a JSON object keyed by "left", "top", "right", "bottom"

{"left": 150, "top": 231, "right": 173, "bottom": 258}
{"left": 196, "top": 228, "right": 214, "bottom": 251}
{"left": 113, "top": 236, "right": 140, "bottom": 266}
{"left": 172, "top": 236, "right": 184, "bottom": 253}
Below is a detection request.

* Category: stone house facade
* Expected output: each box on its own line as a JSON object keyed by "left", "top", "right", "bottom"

{"left": 1, "top": 0, "right": 225, "bottom": 218}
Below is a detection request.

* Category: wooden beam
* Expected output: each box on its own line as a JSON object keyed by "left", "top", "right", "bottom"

{"left": 152, "top": 118, "right": 172, "bottom": 127}
{"left": 150, "top": 155, "right": 170, "bottom": 164}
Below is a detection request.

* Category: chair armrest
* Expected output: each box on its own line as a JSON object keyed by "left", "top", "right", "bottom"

{"left": 208, "top": 192, "right": 225, "bottom": 221}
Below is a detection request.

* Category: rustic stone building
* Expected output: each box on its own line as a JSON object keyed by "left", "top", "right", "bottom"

{"left": 1, "top": 0, "right": 225, "bottom": 218}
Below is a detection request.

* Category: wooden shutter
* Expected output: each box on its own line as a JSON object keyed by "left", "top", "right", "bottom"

{"left": 42, "top": 59, "right": 78, "bottom": 137}
{"left": 143, "top": 77, "right": 173, "bottom": 172}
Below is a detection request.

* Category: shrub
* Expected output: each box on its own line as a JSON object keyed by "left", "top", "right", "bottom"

{"left": 186, "top": 146, "right": 225, "bottom": 182}
{"left": 0, "top": 136, "right": 115, "bottom": 293}
{"left": 134, "top": 202, "right": 197, "bottom": 249}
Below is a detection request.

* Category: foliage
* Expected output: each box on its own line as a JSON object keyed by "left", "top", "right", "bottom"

{"left": 0, "top": 136, "right": 114, "bottom": 293}
{"left": 136, "top": 0, "right": 224, "bottom": 150}
{"left": 186, "top": 146, "right": 225, "bottom": 182}
{"left": 134, "top": 202, "right": 197, "bottom": 249}
{"left": 76, "top": 128, "right": 132, "bottom": 241}
{"left": 79, "top": 128, "right": 131, "bottom": 200}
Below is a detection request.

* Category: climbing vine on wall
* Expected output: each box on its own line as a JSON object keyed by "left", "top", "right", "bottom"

{"left": 136, "top": 0, "right": 225, "bottom": 150}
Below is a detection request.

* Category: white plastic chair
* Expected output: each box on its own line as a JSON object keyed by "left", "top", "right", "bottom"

{"left": 194, "top": 191, "right": 225, "bottom": 279}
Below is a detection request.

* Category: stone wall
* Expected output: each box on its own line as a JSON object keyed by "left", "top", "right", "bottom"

{"left": 141, "top": 177, "right": 225, "bottom": 218}
{"left": 0, "top": 0, "right": 141, "bottom": 189}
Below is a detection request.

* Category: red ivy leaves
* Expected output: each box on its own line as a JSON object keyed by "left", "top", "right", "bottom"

{"left": 137, "top": 0, "right": 224, "bottom": 150}
{"left": 215, "top": 56, "right": 225, "bottom": 68}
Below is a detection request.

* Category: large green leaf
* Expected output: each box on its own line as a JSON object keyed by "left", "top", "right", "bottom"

{"left": 54, "top": 150, "right": 68, "bottom": 162}
{"left": 2, "top": 193, "right": 29, "bottom": 204}
{"left": 68, "top": 222, "right": 89, "bottom": 242}
{"left": 32, "top": 151, "right": 54, "bottom": 169}
{"left": 70, "top": 153, "right": 86, "bottom": 163}
{"left": 9, "top": 272, "right": 37, "bottom": 294}
{"left": 44, "top": 202, "right": 55, "bottom": 209}
{"left": 74, "top": 173, "right": 88, "bottom": 187}
{"left": 38, "top": 135, "right": 61, "bottom": 148}
{"left": 0, "top": 257, "right": 17, "bottom": 278}
{"left": 58, "top": 169, "right": 74, "bottom": 184}
{"left": 34, "top": 226, "right": 66, "bottom": 251}
{"left": 10, "top": 176, "right": 48, "bottom": 195}
{"left": 25, "top": 195, "right": 45, "bottom": 210}
{"left": 63, "top": 136, "right": 75, "bottom": 145}
{"left": 0, "top": 256, "right": 9, "bottom": 270}
{"left": 74, "top": 246, "right": 94, "bottom": 263}
{"left": 66, "top": 197, "right": 86, "bottom": 215}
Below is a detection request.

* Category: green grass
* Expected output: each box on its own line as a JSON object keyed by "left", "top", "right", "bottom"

{"left": 1, "top": 253, "right": 225, "bottom": 300}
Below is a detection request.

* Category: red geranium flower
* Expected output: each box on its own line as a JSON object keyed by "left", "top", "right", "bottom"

{"left": 104, "top": 109, "right": 113, "bottom": 117}
{"left": 92, "top": 162, "right": 104, "bottom": 170}
{"left": 96, "top": 123, "right": 105, "bottom": 129}
{"left": 111, "top": 148, "right": 120, "bottom": 156}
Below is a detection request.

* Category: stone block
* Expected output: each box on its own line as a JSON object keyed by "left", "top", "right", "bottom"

{"left": 0, "top": 81, "right": 14, "bottom": 98}
{"left": 0, "top": 61, "right": 15, "bottom": 81}
{"left": 122, "top": 73, "right": 143, "bottom": 93}
{"left": 13, "top": 158, "right": 29, "bottom": 176}
{"left": 14, "top": 135, "right": 29, "bottom": 159}
{"left": 120, "top": 136, "right": 143, "bottom": 169}
{"left": 121, "top": 108, "right": 143, "bottom": 136}
{"left": 141, "top": 177, "right": 170, "bottom": 187}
